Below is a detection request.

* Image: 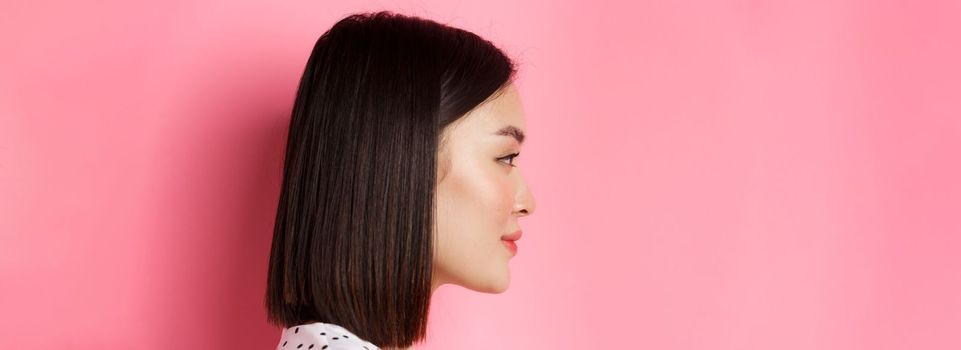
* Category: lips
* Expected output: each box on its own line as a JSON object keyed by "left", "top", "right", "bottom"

{"left": 502, "top": 230, "right": 522, "bottom": 256}
{"left": 501, "top": 229, "right": 523, "bottom": 241}
{"left": 502, "top": 239, "right": 517, "bottom": 255}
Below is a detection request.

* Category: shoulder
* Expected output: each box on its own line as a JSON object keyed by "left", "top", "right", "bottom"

{"left": 276, "top": 321, "right": 380, "bottom": 350}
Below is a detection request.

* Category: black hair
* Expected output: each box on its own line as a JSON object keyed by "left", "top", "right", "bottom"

{"left": 264, "top": 10, "right": 518, "bottom": 348}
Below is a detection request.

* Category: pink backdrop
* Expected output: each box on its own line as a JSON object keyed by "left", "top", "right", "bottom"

{"left": 2, "top": 0, "right": 959, "bottom": 349}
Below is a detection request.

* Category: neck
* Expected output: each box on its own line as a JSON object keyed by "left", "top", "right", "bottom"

{"left": 384, "top": 346, "right": 415, "bottom": 350}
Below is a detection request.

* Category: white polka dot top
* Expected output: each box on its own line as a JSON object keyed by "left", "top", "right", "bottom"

{"left": 276, "top": 322, "right": 384, "bottom": 350}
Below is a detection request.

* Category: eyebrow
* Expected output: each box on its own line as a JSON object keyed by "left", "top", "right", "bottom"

{"left": 494, "top": 125, "right": 525, "bottom": 145}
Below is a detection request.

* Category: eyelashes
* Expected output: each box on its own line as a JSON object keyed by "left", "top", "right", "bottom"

{"left": 497, "top": 152, "right": 520, "bottom": 167}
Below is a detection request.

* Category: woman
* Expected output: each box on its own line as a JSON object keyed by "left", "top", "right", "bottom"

{"left": 265, "top": 10, "right": 536, "bottom": 350}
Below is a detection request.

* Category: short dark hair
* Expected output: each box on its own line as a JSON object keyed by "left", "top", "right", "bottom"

{"left": 264, "top": 10, "right": 518, "bottom": 348}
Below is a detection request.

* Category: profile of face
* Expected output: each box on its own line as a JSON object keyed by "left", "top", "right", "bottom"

{"left": 431, "top": 83, "right": 537, "bottom": 294}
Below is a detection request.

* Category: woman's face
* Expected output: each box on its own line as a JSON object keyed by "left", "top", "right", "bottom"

{"left": 432, "top": 83, "right": 536, "bottom": 294}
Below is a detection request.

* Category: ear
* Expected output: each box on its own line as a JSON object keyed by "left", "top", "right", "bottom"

{"left": 436, "top": 143, "right": 452, "bottom": 184}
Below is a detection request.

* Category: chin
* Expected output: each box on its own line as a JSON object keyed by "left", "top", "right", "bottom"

{"left": 467, "top": 281, "right": 508, "bottom": 294}
{"left": 444, "top": 259, "right": 514, "bottom": 294}
{"left": 465, "top": 270, "right": 511, "bottom": 294}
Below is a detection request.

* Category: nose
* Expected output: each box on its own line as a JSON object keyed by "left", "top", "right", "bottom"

{"left": 513, "top": 170, "right": 536, "bottom": 217}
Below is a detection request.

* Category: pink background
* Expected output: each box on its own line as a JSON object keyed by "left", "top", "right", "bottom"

{"left": 2, "top": 0, "right": 960, "bottom": 349}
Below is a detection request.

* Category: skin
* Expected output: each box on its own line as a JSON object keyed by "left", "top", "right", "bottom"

{"left": 430, "top": 83, "right": 537, "bottom": 295}
{"left": 386, "top": 84, "right": 536, "bottom": 350}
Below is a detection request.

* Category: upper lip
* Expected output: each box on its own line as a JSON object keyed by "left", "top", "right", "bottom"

{"left": 501, "top": 230, "right": 523, "bottom": 241}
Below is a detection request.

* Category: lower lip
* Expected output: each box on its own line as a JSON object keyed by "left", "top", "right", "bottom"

{"left": 501, "top": 240, "right": 517, "bottom": 255}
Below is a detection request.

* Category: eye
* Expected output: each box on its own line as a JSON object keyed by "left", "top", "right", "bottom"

{"left": 497, "top": 152, "right": 520, "bottom": 167}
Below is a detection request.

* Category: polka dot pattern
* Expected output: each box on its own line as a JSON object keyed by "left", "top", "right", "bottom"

{"left": 276, "top": 322, "right": 383, "bottom": 350}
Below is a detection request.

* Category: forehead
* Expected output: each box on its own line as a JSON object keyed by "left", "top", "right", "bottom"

{"left": 456, "top": 84, "right": 527, "bottom": 133}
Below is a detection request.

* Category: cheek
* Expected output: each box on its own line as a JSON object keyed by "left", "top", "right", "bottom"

{"left": 440, "top": 166, "right": 514, "bottom": 227}
{"left": 433, "top": 165, "right": 514, "bottom": 284}
{"left": 434, "top": 165, "right": 514, "bottom": 256}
